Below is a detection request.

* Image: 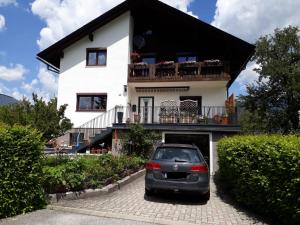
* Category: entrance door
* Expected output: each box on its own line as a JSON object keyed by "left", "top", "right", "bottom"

{"left": 138, "top": 97, "right": 154, "bottom": 123}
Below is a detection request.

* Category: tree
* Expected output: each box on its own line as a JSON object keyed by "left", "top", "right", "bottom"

{"left": 0, "top": 93, "right": 72, "bottom": 140}
{"left": 240, "top": 26, "right": 300, "bottom": 133}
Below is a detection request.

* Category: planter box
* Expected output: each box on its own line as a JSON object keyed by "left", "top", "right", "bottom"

{"left": 179, "top": 115, "right": 195, "bottom": 123}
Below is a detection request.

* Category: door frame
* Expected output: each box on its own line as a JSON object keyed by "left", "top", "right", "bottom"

{"left": 138, "top": 96, "right": 154, "bottom": 123}
{"left": 161, "top": 131, "right": 213, "bottom": 175}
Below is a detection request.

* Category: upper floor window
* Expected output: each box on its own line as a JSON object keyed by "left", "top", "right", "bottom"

{"left": 177, "top": 56, "right": 197, "bottom": 63}
{"left": 142, "top": 57, "right": 156, "bottom": 64}
{"left": 77, "top": 93, "right": 107, "bottom": 112}
{"left": 86, "top": 48, "right": 107, "bottom": 66}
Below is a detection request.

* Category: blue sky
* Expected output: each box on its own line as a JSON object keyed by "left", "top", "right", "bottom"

{"left": 0, "top": 0, "right": 299, "bottom": 100}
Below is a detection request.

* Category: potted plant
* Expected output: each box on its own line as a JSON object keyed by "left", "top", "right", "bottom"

{"left": 131, "top": 52, "right": 141, "bottom": 63}
{"left": 221, "top": 113, "right": 229, "bottom": 125}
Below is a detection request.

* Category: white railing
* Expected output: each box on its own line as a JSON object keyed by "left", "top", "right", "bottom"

{"left": 75, "top": 106, "right": 129, "bottom": 142}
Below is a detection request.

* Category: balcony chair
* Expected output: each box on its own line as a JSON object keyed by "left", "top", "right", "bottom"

{"left": 179, "top": 100, "right": 198, "bottom": 123}
{"left": 159, "top": 100, "right": 179, "bottom": 123}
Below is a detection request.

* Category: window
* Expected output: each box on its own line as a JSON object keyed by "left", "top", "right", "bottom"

{"left": 77, "top": 94, "right": 107, "bottom": 111}
{"left": 142, "top": 57, "right": 156, "bottom": 64}
{"left": 177, "top": 56, "right": 197, "bottom": 63}
{"left": 153, "top": 147, "right": 202, "bottom": 163}
{"left": 86, "top": 48, "right": 107, "bottom": 66}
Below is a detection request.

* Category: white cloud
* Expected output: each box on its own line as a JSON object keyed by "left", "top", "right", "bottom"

{"left": 11, "top": 89, "right": 26, "bottom": 100}
{"left": 21, "top": 78, "right": 38, "bottom": 93}
{"left": 0, "top": 15, "right": 5, "bottom": 31}
{"left": 212, "top": 0, "right": 300, "bottom": 43}
{"left": 212, "top": 0, "right": 300, "bottom": 89}
{"left": 0, "top": 64, "right": 27, "bottom": 81}
{"left": 0, "top": 82, "right": 9, "bottom": 94}
{"left": 18, "top": 66, "right": 58, "bottom": 101}
{"left": 37, "top": 66, "right": 58, "bottom": 94}
{"left": 31, "top": 0, "right": 195, "bottom": 50}
{"left": 234, "top": 62, "right": 259, "bottom": 90}
{"left": 0, "top": 0, "right": 17, "bottom": 7}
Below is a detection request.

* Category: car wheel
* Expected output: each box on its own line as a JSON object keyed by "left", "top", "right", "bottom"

{"left": 145, "top": 188, "right": 154, "bottom": 196}
{"left": 203, "top": 190, "right": 210, "bottom": 201}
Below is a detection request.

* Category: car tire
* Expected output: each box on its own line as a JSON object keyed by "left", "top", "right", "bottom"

{"left": 145, "top": 188, "right": 154, "bottom": 196}
{"left": 203, "top": 190, "right": 210, "bottom": 201}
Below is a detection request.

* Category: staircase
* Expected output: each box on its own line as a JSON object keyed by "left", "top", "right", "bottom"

{"left": 59, "top": 106, "right": 129, "bottom": 153}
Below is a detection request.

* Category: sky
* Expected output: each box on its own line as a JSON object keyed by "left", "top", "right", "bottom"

{"left": 0, "top": 0, "right": 300, "bottom": 101}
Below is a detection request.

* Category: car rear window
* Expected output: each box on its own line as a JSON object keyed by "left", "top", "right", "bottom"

{"left": 153, "top": 147, "right": 202, "bottom": 163}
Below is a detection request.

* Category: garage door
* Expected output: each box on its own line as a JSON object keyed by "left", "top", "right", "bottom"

{"left": 164, "top": 133, "right": 210, "bottom": 165}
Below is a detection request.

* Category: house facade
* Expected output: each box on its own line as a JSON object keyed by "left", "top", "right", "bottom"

{"left": 37, "top": 0, "right": 254, "bottom": 174}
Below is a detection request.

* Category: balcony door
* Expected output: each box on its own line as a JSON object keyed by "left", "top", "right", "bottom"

{"left": 138, "top": 97, "right": 154, "bottom": 124}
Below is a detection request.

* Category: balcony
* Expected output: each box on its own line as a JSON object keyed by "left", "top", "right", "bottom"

{"left": 128, "top": 60, "right": 231, "bottom": 83}
{"left": 113, "top": 105, "right": 240, "bottom": 126}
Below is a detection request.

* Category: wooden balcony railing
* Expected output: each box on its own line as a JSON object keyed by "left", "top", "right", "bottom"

{"left": 128, "top": 61, "right": 231, "bottom": 82}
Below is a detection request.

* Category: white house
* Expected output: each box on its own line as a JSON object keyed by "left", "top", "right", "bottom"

{"left": 37, "top": 0, "right": 254, "bottom": 174}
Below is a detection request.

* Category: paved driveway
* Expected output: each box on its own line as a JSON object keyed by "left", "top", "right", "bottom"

{"left": 49, "top": 176, "right": 270, "bottom": 225}
{"left": 0, "top": 209, "right": 156, "bottom": 225}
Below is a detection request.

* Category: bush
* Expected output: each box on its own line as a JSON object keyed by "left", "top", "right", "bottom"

{"left": 42, "top": 154, "right": 145, "bottom": 194}
{"left": 218, "top": 135, "right": 300, "bottom": 225}
{"left": 0, "top": 125, "right": 46, "bottom": 218}
{"left": 122, "top": 124, "right": 160, "bottom": 158}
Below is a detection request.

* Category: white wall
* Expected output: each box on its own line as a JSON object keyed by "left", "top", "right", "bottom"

{"left": 128, "top": 81, "right": 227, "bottom": 107}
{"left": 58, "top": 12, "right": 131, "bottom": 127}
{"left": 127, "top": 81, "right": 227, "bottom": 123}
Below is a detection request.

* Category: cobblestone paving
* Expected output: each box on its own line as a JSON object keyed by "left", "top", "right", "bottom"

{"left": 52, "top": 176, "right": 270, "bottom": 225}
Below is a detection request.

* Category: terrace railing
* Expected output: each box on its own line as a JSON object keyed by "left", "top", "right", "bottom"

{"left": 118, "top": 105, "right": 240, "bottom": 125}
{"left": 128, "top": 61, "right": 231, "bottom": 82}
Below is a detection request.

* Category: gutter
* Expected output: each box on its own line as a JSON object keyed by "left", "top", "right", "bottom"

{"left": 36, "top": 56, "right": 60, "bottom": 74}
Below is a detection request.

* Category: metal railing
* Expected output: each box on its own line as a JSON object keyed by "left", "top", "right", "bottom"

{"left": 75, "top": 106, "right": 129, "bottom": 143}
{"left": 117, "top": 105, "right": 240, "bottom": 125}
{"left": 71, "top": 105, "right": 239, "bottom": 146}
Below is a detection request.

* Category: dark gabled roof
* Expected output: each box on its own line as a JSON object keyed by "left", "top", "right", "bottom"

{"left": 37, "top": 0, "right": 255, "bottom": 86}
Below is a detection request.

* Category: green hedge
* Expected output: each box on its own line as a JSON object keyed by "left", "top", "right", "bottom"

{"left": 42, "top": 154, "right": 145, "bottom": 194}
{"left": 218, "top": 135, "right": 300, "bottom": 225}
{"left": 0, "top": 125, "right": 46, "bottom": 218}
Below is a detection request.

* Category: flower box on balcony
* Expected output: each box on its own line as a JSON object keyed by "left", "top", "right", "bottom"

{"left": 203, "top": 59, "right": 223, "bottom": 66}
{"left": 179, "top": 115, "right": 196, "bottom": 123}
{"left": 159, "top": 115, "right": 177, "bottom": 123}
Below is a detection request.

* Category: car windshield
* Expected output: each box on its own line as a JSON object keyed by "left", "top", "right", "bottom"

{"left": 153, "top": 147, "right": 202, "bottom": 163}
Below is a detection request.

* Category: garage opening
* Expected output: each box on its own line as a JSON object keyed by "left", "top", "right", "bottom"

{"left": 164, "top": 133, "right": 210, "bottom": 165}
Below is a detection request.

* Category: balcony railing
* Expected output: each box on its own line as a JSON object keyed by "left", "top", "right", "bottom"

{"left": 128, "top": 61, "right": 231, "bottom": 82}
{"left": 117, "top": 106, "right": 239, "bottom": 125}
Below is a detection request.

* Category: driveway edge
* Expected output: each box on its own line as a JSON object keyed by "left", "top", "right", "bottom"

{"left": 47, "top": 169, "right": 146, "bottom": 203}
{"left": 47, "top": 205, "right": 196, "bottom": 225}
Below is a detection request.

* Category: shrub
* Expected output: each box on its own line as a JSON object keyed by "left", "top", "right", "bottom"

{"left": 122, "top": 124, "right": 160, "bottom": 158}
{"left": 42, "top": 154, "right": 145, "bottom": 194}
{"left": 0, "top": 125, "right": 46, "bottom": 218}
{"left": 218, "top": 135, "right": 300, "bottom": 225}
